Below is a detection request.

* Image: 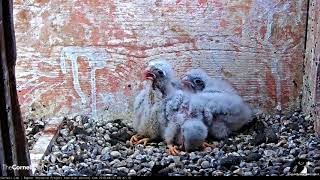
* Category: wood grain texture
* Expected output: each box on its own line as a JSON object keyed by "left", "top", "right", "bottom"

{"left": 29, "top": 117, "right": 63, "bottom": 174}
{"left": 13, "top": 0, "right": 307, "bottom": 121}
{"left": 302, "top": 0, "right": 320, "bottom": 134}
{"left": 1, "top": 0, "right": 31, "bottom": 175}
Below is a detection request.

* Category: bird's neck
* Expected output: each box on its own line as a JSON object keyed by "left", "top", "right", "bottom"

{"left": 163, "top": 84, "right": 176, "bottom": 96}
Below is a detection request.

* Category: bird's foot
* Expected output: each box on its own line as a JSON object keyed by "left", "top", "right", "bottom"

{"left": 130, "top": 134, "right": 143, "bottom": 144}
{"left": 202, "top": 142, "right": 215, "bottom": 149}
{"left": 167, "top": 145, "right": 180, "bottom": 156}
{"left": 135, "top": 138, "right": 150, "bottom": 146}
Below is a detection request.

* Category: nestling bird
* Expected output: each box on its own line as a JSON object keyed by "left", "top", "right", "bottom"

{"left": 163, "top": 88, "right": 211, "bottom": 155}
{"left": 181, "top": 68, "right": 236, "bottom": 94}
{"left": 131, "top": 60, "right": 177, "bottom": 145}
{"left": 181, "top": 68, "right": 252, "bottom": 140}
{"left": 164, "top": 112, "right": 209, "bottom": 154}
{"left": 162, "top": 89, "right": 187, "bottom": 155}
{"left": 181, "top": 118, "right": 209, "bottom": 152}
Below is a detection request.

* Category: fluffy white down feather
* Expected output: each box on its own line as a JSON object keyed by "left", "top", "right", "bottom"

{"left": 184, "top": 69, "right": 253, "bottom": 140}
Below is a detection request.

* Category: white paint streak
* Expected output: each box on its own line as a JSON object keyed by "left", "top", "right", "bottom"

{"left": 71, "top": 56, "right": 87, "bottom": 104}
{"left": 91, "top": 67, "right": 98, "bottom": 119}
{"left": 296, "top": 0, "right": 303, "bottom": 24}
{"left": 271, "top": 58, "right": 281, "bottom": 103}
{"left": 60, "top": 46, "right": 111, "bottom": 119}
{"left": 266, "top": 12, "right": 274, "bottom": 41}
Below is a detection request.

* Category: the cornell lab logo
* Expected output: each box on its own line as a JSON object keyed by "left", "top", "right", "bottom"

{"left": 289, "top": 158, "right": 318, "bottom": 176}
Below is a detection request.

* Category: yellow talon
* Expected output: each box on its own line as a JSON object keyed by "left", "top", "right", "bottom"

{"left": 202, "top": 142, "right": 215, "bottom": 149}
{"left": 167, "top": 144, "right": 180, "bottom": 156}
{"left": 130, "top": 134, "right": 151, "bottom": 145}
{"left": 136, "top": 138, "right": 150, "bottom": 146}
{"left": 130, "top": 134, "right": 142, "bottom": 144}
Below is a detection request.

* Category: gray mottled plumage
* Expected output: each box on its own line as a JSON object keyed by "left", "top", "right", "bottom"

{"left": 162, "top": 90, "right": 187, "bottom": 147}
{"left": 182, "top": 68, "right": 252, "bottom": 140}
{"left": 133, "top": 60, "right": 177, "bottom": 141}
{"left": 163, "top": 89, "right": 208, "bottom": 152}
{"left": 181, "top": 118, "right": 208, "bottom": 152}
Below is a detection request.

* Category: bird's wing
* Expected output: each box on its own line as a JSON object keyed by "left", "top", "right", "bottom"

{"left": 204, "top": 92, "right": 252, "bottom": 132}
{"left": 205, "top": 79, "right": 237, "bottom": 94}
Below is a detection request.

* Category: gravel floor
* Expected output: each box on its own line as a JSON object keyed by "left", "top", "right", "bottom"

{"left": 24, "top": 118, "right": 46, "bottom": 150}
{"left": 34, "top": 111, "right": 320, "bottom": 176}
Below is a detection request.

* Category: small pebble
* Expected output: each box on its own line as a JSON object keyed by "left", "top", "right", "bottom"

{"left": 110, "top": 151, "right": 121, "bottom": 158}
{"left": 128, "top": 169, "right": 136, "bottom": 176}
{"left": 201, "top": 161, "right": 210, "bottom": 169}
{"left": 33, "top": 112, "right": 319, "bottom": 176}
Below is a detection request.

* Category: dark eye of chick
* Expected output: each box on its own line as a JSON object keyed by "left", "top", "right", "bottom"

{"left": 195, "top": 79, "right": 203, "bottom": 85}
{"left": 157, "top": 70, "right": 164, "bottom": 76}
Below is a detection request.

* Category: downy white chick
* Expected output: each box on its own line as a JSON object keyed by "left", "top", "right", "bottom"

{"left": 131, "top": 60, "right": 177, "bottom": 145}
{"left": 182, "top": 68, "right": 236, "bottom": 94}
{"left": 182, "top": 118, "right": 208, "bottom": 152}
{"left": 163, "top": 89, "right": 187, "bottom": 155}
{"left": 181, "top": 68, "right": 252, "bottom": 140}
{"left": 163, "top": 89, "right": 210, "bottom": 155}
{"left": 163, "top": 114, "right": 208, "bottom": 154}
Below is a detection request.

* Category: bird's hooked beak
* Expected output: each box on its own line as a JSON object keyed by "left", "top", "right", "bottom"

{"left": 181, "top": 76, "right": 195, "bottom": 89}
{"left": 143, "top": 68, "right": 156, "bottom": 81}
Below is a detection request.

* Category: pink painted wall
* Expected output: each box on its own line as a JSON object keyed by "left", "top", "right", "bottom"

{"left": 13, "top": 0, "right": 308, "bottom": 121}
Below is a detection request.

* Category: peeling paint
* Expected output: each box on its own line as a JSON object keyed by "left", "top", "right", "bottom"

{"left": 60, "top": 46, "right": 112, "bottom": 119}
{"left": 13, "top": 0, "right": 308, "bottom": 121}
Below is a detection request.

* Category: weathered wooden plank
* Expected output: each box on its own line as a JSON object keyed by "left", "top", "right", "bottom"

{"left": 302, "top": 0, "right": 320, "bottom": 134}
{"left": 0, "top": 0, "right": 31, "bottom": 176}
{"left": 0, "top": 105, "right": 7, "bottom": 176}
{"left": 30, "top": 117, "right": 63, "bottom": 174}
{"left": 1, "top": 1, "right": 15, "bottom": 176}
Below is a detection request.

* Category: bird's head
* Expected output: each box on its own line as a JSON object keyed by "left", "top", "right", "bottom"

{"left": 144, "top": 60, "right": 174, "bottom": 93}
{"left": 181, "top": 119, "right": 208, "bottom": 152}
{"left": 181, "top": 69, "right": 210, "bottom": 93}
